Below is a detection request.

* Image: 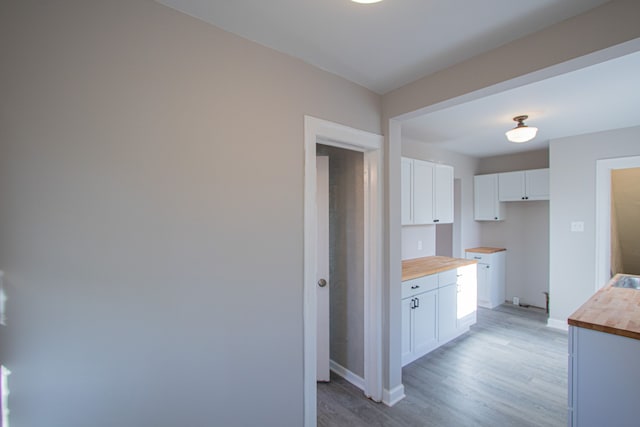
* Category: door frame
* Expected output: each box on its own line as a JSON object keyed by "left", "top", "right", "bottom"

{"left": 303, "top": 116, "right": 383, "bottom": 427}
{"left": 315, "top": 155, "right": 330, "bottom": 382}
{"left": 595, "top": 155, "right": 640, "bottom": 290}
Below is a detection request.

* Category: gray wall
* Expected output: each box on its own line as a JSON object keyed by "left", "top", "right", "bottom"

{"left": 0, "top": 1, "right": 380, "bottom": 426}
{"left": 478, "top": 202, "right": 550, "bottom": 308}
{"left": 477, "top": 149, "right": 549, "bottom": 174}
{"left": 549, "top": 125, "right": 640, "bottom": 324}
{"left": 317, "top": 145, "right": 365, "bottom": 378}
{"left": 477, "top": 150, "right": 549, "bottom": 308}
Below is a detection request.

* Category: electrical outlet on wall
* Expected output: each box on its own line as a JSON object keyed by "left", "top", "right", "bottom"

{"left": 571, "top": 221, "right": 585, "bottom": 232}
{"left": 417, "top": 240, "right": 422, "bottom": 250}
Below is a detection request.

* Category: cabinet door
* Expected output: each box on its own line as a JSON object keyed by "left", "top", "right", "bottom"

{"left": 474, "top": 174, "right": 503, "bottom": 221}
{"left": 476, "top": 263, "right": 490, "bottom": 308}
{"left": 498, "top": 171, "right": 526, "bottom": 201}
{"left": 401, "top": 158, "right": 413, "bottom": 225}
{"left": 438, "top": 283, "right": 457, "bottom": 341}
{"left": 457, "top": 265, "right": 477, "bottom": 329}
{"left": 412, "top": 291, "right": 438, "bottom": 357}
{"left": 412, "top": 160, "right": 434, "bottom": 224}
{"left": 401, "top": 297, "right": 413, "bottom": 365}
{"left": 525, "top": 169, "right": 549, "bottom": 200}
{"left": 434, "top": 164, "right": 453, "bottom": 223}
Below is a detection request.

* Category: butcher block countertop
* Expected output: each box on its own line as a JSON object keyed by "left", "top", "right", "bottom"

{"left": 568, "top": 274, "right": 640, "bottom": 341}
{"left": 402, "top": 256, "right": 477, "bottom": 282}
{"left": 465, "top": 247, "right": 506, "bottom": 254}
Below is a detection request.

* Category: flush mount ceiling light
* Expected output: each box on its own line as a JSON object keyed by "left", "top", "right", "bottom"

{"left": 505, "top": 115, "right": 538, "bottom": 143}
{"left": 351, "top": 0, "right": 383, "bottom": 3}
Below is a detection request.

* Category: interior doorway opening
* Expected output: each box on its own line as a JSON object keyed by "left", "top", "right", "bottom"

{"left": 316, "top": 145, "right": 366, "bottom": 387}
{"left": 595, "top": 155, "right": 640, "bottom": 290}
{"left": 610, "top": 167, "right": 640, "bottom": 276}
{"left": 303, "top": 116, "right": 383, "bottom": 427}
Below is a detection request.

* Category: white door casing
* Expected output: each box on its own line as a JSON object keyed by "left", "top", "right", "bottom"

{"left": 303, "top": 116, "right": 383, "bottom": 427}
{"left": 316, "top": 156, "right": 330, "bottom": 382}
{"left": 595, "top": 155, "right": 640, "bottom": 291}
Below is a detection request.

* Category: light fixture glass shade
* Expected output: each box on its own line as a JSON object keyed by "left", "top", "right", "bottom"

{"left": 505, "top": 126, "right": 538, "bottom": 143}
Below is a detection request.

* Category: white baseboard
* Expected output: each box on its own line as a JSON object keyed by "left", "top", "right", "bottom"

{"left": 329, "top": 360, "right": 364, "bottom": 391}
{"left": 329, "top": 360, "right": 405, "bottom": 407}
{"left": 547, "top": 317, "right": 569, "bottom": 331}
{"left": 382, "top": 384, "right": 405, "bottom": 407}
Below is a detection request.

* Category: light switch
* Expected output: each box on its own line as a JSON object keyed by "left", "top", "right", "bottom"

{"left": 571, "top": 221, "right": 584, "bottom": 232}
{"left": 417, "top": 240, "right": 423, "bottom": 250}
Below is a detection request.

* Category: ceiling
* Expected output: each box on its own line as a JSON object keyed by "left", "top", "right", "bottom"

{"left": 402, "top": 50, "right": 640, "bottom": 158}
{"left": 156, "top": 0, "right": 640, "bottom": 158}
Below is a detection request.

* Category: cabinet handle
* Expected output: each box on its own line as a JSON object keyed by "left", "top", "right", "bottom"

{"left": 474, "top": 256, "right": 481, "bottom": 260}
{"left": 433, "top": 219, "right": 439, "bottom": 223}
{"left": 415, "top": 297, "right": 419, "bottom": 308}
{"left": 410, "top": 298, "right": 415, "bottom": 309}
{"left": 494, "top": 217, "right": 498, "bottom": 220}
{"left": 411, "top": 285, "right": 419, "bottom": 289}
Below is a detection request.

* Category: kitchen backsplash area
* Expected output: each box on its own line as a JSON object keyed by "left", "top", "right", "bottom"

{"left": 402, "top": 225, "right": 436, "bottom": 260}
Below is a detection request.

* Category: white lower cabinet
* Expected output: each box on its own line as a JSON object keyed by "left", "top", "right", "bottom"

{"left": 456, "top": 264, "right": 478, "bottom": 330}
{"left": 465, "top": 250, "right": 505, "bottom": 309}
{"left": 568, "top": 326, "right": 640, "bottom": 427}
{"left": 437, "top": 283, "right": 457, "bottom": 342}
{"left": 411, "top": 290, "right": 438, "bottom": 357}
{"left": 401, "top": 264, "right": 477, "bottom": 366}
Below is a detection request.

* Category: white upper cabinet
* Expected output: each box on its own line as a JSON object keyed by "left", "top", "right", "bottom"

{"left": 433, "top": 164, "right": 454, "bottom": 224}
{"left": 412, "top": 160, "right": 435, "bottom": 224}
{"left": 474, "top": 174, "right": 504, "bottom": 221}
{"left": 498, "top": 168, "right": 549, "bottom": 201}
{"left": 401, "top": 158, "right": 413, "bottom": 225}
{"left": 524, "top": 169, "right": 550, "bottom": 200}
{"left": 401, "top": 157, "right": 454, "bottom": 225}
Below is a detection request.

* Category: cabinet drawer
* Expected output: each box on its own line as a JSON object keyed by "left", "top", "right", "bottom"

{"left": 438, "top": 268, "right": 458, "bottom": 286}
{"left": 466, "top": 252, "right": 490, "bottom": 264}
{"left": 402, "top": 274, "right": 438, "bottom": 298}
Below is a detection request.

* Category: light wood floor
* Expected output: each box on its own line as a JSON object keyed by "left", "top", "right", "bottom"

{"left": 318, "top": 304, "right": 568, "bottom": 427}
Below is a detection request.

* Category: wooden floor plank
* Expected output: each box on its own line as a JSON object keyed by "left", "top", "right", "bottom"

{"left": 318, "top": 304, "right": 567, "bottom": 427}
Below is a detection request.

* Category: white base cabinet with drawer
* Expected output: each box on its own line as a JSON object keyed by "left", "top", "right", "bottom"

{"left": 401, "top": 265, "right": 477, "bottom": 366}
{"left": 465, "top": 250, "right": 506, "bottom": 309}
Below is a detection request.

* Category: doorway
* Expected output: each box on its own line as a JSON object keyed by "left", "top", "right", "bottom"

{"left": 316, "top": 145, "right": 365, "bottom": 386}
{"left": 610, "top": 167, "right": 640, "bottom": 275}
{"left": 595, "top": 155, "right": 640, "bottom": 290}
{"left": 303, "top": 116, "right": 383, "bottom": 427}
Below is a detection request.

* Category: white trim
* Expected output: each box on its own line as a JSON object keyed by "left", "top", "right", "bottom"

{"left": 595, "top": 155, "right": 640, "bottom": 292}
{"left": 303, "top": 116, "right": 383, "bottom": 427}
{"left": 329, "top": 360, "right": 365, "bottom": 391}
{"left": 363, "top": 149, "right": 383, "bottom": 403}
{"left": 382, "top": 384, "right": 406, "bottom": 407}
{"left": 547, "top": 317, "right": 569, "bottom": 331}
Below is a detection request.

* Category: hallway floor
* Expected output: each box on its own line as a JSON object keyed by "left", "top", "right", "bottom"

{"left": 318, "top": 304, "right": 567, "bottom": 427}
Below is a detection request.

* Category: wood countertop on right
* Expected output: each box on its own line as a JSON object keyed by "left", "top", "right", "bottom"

{"left": 402, "top": 256, "right": 476, "bottom": 282}
{"left": 568, "top": 274, "right": 640, "bottom": 341}
{"left": 465, "top": 247, "right": 506, "bottom": 254}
